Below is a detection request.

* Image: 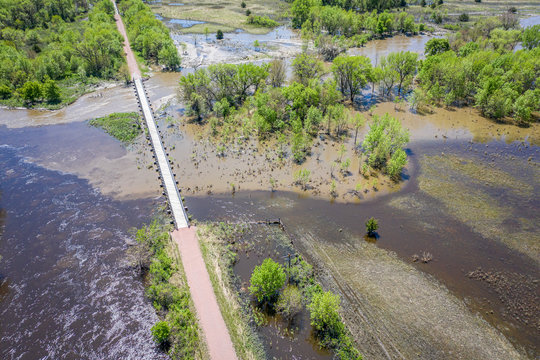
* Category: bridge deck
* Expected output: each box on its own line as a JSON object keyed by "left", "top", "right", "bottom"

{"left": 134, "top": 78, "right": 189, "bottom": 229}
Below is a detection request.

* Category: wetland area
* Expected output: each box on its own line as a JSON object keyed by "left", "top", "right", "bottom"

{"left": 1, "top": 1, "right": 539, "bottom": 359}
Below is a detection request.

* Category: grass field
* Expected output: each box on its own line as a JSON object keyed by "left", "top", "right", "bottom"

{"left": 151, "top": 0, "right": 289, "bottom": 34}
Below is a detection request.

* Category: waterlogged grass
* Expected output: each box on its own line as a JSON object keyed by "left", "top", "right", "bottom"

{"left": 300, "top": 234, "right": 522, "bottom": 359}
{"left": 418, "top": 154, "right": 540, "bottom": 262}
{"left": 197, "top": 224, "right": 266, "bottom": 360}
{"left": 151, "top": 0, "right": 288, "bottom": 34}
{"left": 89, "top": 112, "right": 142, "bottom": 143}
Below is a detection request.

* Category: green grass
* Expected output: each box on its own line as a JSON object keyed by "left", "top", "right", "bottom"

{"left": 89, "top": 112, "right": 142, "bottom": 143}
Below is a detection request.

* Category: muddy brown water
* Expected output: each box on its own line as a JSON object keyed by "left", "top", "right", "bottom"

{"left": 0, "top": 142, "right": 166, "bottom": 359}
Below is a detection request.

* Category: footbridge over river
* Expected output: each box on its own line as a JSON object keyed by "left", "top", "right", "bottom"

{"left": 133, "top": 78, "right": 189, "bottom": 229}
{"left": 112, "top": 1, "right": 237, "bottom": 359}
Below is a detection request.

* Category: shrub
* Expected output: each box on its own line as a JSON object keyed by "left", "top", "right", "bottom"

{"left": 308, "top": 291, "right": 344, "bottom": 340}
{"left": 361, "top": 113, "right": 409, "bottom": 175}
{"left": 246, "top": 9, "right": 251, "bottom": 16}
{"left": 287, "top": 257, "right": 314, "bottom": 288}
{"left": 43, "top": 79, "right": 61, "bottom": 103}
{"left": 365, "top": 217, "right": 378, "bottom": 236}
{"left": 458, "top": 13, "right": 469, "bottom": 22}
{"left": 241, "top": 1, "right": 246, "bottom": 8}
{"left": 276, "top": 285, "right": 303, "bottom": 321}
{"left": 0, "top": 84, "right": 12, "bottom": 99}
{"left": 151, "top": 321, "right": 171, "bottom": 347}
{"left": 20, "top": 81, "right": 42, "bottom": 103}
{"left": 216, "top": 29, "right": 224, "bottom": 40}
{"left": 247, "top": 15, "right": 279, "bottom": 28}
{"left": 249, "top": 258, "right": 286, "bottom": 303}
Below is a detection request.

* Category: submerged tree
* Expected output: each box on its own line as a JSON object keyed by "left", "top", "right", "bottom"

{"left": 365, "top": 217, "right": 378, "bottom": 236}
{"left": 362, "top": 113, "right": 409, "bottom": 179}
{"left": 249, "top": 258, "right": 286, "bottom": 303}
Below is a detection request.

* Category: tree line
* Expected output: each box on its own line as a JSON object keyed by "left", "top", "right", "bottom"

{"left": 117, "top": 0, "right": 181, "bottom": 70}
{"left": 0, "top": 0, "right": 125, "bottom": 106}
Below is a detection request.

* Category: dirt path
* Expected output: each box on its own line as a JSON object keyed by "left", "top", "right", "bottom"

{"left": 172, "top": 227, "right": 237, "bottom": 360}
{"left": 112, "top": 1, "right": 141, "bottom": 80}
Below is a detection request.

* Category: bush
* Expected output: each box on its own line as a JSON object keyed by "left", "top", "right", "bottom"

{"left": 216, "top": 29, "right": 224, "bottom": 40}
{"left": 20, "top": 81, "right": 42, "bottom": 103}
{"left": 521, "top": 25, "right": 540, "bottom": 50}
{"left": 308, "top": 290, "right": 344, "bottom": 339}
{"left": 241, "top": 1, "right": 246, "bottom": 8}
{"left": 246, "top": 9, "right": 251, "bottom": 16}
{"left": 365, "top": 217, "right": 378, "bottom": 236}
{"left": 151, "top": 321, "right": 171, "bottom": 347}
{"left": 43, "top": 79, "right": 61, "bottom": 103}
{"left": 458, "top": 13, "right": 469, "bottom": 22}
{"left": 247, "top": 15, "right": 279, "bottom": 28}
{"left": 361, "top": 113, "right": 409, "bottom": 175}
{"left": 0, "top": 84, "right": 12, "bottom": 99}
{"left": 249, "top": 258, "right": 286, "bottom": 303}
{"left": 276, "top": 285, "right": 303, "bottom": 321}
{"left": 287, "top": 256, "right": 313, "bottom": 287}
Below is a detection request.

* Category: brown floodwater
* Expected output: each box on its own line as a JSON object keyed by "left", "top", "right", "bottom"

{"left": 0, "top": 140, "right": 166, "bottom": 359}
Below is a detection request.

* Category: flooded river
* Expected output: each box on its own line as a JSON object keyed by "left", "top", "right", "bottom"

{"left": 0, "top": 137, "right": 165, "bottom": 359}
{"left": 0, "top": 26, "right": 539, "bottom": 359}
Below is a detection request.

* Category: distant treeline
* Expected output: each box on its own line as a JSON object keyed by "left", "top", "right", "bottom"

{"left": 0, "top": 0, "right": 125, "bottom": 106}
{"left": 117, "top": 0, "right": 181, "bottom": 70}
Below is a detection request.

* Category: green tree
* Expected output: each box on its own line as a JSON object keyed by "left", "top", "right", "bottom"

{"left": 151, "top": 321, "right": 171, "bottom": 347}
{"left": 276, "top": 285, "right": 303, "bottom": 321}
{"left": 351, "top": 113, "right": 365, "bottom": 146}
{"left": 521, "top": 24, "right": 540, "bottom": 50}
{"left": 513, "top": 89, "right": 540, "bottom": 125}
{"left": 386, "top": 51, "right": 418, "bottom": 95}
{"left": 0, "top": 84, "right": 12, "bottom": 99}
{"left": 308, "top": 290, "right": 344, "bottom": 338}
{"left": 365, "top": 217, "right": 378, "bottom": 236}
{"left": 249, "top": 258, "right": 286, "bottom": 303}
{"left": 158, "top": 44, "right": 181, "bottom": 70}
{"left": 387, "top": 148, "right": 407, "bottom": 179}
{"left": 20, "top": 81, "right": 42, "bottom": 102}
{"left": 362, "top": 113, "right": 409, "bottom": 172}
{"left": 424, "top": 38, "right": 450, "bottom": 57}
{"left": 292, "top": 52, "right": 324, "bottom": 85}
{"left": 216, "top": 29, "right": 224, "bottom": 40}
{"left": 331, "top": 54, "right": 372, "bottom": 103}
{"left": 291, "top": 0, "right": 318, "bottom": 28}
{"left": 43, "top": 79, "right": 61, "bottom": 103}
